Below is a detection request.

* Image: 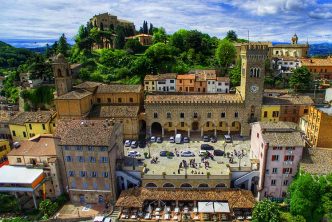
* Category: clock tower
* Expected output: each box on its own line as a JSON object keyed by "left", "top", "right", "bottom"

{"left": 239, "top": 43, "right": 269, "bottom": 127}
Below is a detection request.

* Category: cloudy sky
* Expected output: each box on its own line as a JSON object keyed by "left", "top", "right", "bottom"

{"left": 0, "top": 0, "right": 332, "bottom": 47}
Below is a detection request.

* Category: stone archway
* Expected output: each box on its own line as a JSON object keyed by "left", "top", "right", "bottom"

{"left": 151, "top": 122, "right": 162, "bottom": 136}
{"left": 198, "top": 183, "right": 209, "bottom": 188}
{"left": 139, "top": 120, "right": 146, "bottom": 139}
{"left": 216, "top": 183, "right": 226, "bottom": 188}
{"left": 163, "top": 183, "right": 175, "bottom": 188}
{"left": 180, "top": 183, "right": 192, "bottom": 188}
{"left": 145, "top": 183, "right": 158, "bottom": 188}
{"left": 230, "top": 121, "right": 241, "bottom": 135}
{"left": 217, "top": 121, "right": 228, "bottom": 135}
{"left": 192, "top": 121, "right": 199, "bottom": 131}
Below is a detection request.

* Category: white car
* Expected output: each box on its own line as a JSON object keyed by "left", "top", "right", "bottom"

{"left": 124, "top": 140, "right": 131, "bottom": 147}
{"left": 128, "top": 150, "right": 140, "bottom": 157}
{"left": 199, "top": 150, "right": 210, "bottom": 156}
{"left": 150, "top": 136, "right": 156, "bottom": 143}
{"left": 181, "top": 150, "right": 195, "bottom": 157}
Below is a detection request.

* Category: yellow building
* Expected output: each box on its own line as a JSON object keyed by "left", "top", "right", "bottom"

{"left": 306, "top": 106, "right": 332, "bottom": 148}
{"left": 8, "top": 111, "right": 56, "bottom": 142}
{"left": 0, "top": 139, "right": 10, "bottom": 163}
{"left": 261, "top": 105, "right": 280, "bottom": 122}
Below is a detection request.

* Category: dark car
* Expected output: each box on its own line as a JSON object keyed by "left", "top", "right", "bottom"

{"left": 210, "top": 136, "right": 217, "bottom": 143}
{"left": 138, "top": 140, "right": 146, "bottom": 148}
{"left": 183, "top": 137, "right": 190, "bottom": 143}
{"left": 201, "top": 144, "right": 214, "bottom": 150}
{"left": 160, "top": 151, "right": 175, "bottom": 157}
{"left": 156, "top": 137, "right": 163, "bottom": 143}
{"left": 203, "top": 135, "right": 210, "bottom": 142}
{"left": 214, "top": 149, "right": 225, "bottom": 156}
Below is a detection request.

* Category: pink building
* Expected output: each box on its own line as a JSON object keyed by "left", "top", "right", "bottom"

{"left": 250, "top": 122, "right": 304, "bottom": 200}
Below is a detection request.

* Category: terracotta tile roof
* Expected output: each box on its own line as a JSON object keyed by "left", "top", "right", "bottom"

{"left": 8, "top": 135, "right": 56, "bottom": 157}
{"left": 9, "top": 111, "right": 56, "bottom": 125}
{"left": 263, "top": 95, "right": 313, "bottom": 105}
{"left": 127, "top": 34, "right": 152, "bottom": 38}
{"left": 74, "top": 81, "right": 102, "bottom": 91}
{"left": 116, "top": 188, "right": 256, "bottom": 209}
{"left": 256, "top": 122, "right": 304, "bottom": 147}
{"left": 144, "top": 73, "right": 177, "bottom": 81}
{"left": 300, "top": 57, "right": 332, "bottom": 67}
{"left": 70, "top": 63, "right": 82, "bottom": 69}
{"left": 55, "top": 119, "right": 119, "bottom": 146}
{"left": 300, "top": 147, "right": 332, "bottom": 175}
{"left": 195, "top": 73, "right": 206, "bottom": 81}
{"left": 0, "top": 111, "right": 18, "bottom": 123}
{"left": 56, "top": 89, "right": 93, "bottom": 100}
{"left": 264, "top": 89, "right": 290, "bottom": 93}
{"left": 217, "top": 77, "right": 230, "bottom": 82}
{"left": 177, "top": 74, "right": 196, "bottom": 80}
{"left": 88, "top": 105, "right": 139, "bottom": 118}
{"left": 273, "top": 43, "right": 308, "bottom": 48}
{"left": 145, "top": 94, "right": 243, "bottom": 104}
{"left": 96, "top": 84, "right": 142, "bottom": 93}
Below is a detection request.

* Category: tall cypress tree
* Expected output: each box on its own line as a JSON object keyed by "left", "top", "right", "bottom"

{"left": 149, "top": 23, "right": 154, "bottom": 35}
{"left": 57, "top": 34, "right": 70, "bottom": 56}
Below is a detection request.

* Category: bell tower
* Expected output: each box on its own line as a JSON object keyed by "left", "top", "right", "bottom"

{"left": 239, "top": 43, "right": 268, "bottom": 125}
{"left": 52, "top": 53, "right": 72, "bottom": 97}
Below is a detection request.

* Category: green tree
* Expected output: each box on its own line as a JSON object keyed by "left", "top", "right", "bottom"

{"left": 39, "top": 199, "right": 58, "bottom": 219}
{"left": 152, "top": 27, "right": 167, "bottom": 44}
{"left": 149, "top": 23, "right": 154, "bottom": 35}
{"left": 229, "top": 59, "right": 241, "bottom": 86}
{"left": 124, "top": 38, "right": 143, "bottom": 54}
{"left": 225, "top": 30, "right": 238, "bottom": 42}
{"left": 57, "top": 33, "right": 70, "bottom": 57}
{"left": 252, "top": 199, "right": 281, "bottom": 222}
{"left": 215, "top": 39, "right": 236, "bottom": 75}
{"left": 289, "top": 67, "right": 312, "bottom": 91}
{"left": 114, "top": 26, "right": 126, "bottom": 49}
{"left": 145, "top": 43, "right": 178, "bottom": 73}
{"left": 2, "top": 217, "right": 30, "bottom": 222}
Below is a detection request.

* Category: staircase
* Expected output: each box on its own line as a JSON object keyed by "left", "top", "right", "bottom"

{"left": 109, "top": 207, "right": 121, "bottom": 222}
{"left": 234, "top": 171, "right": 259, "bottom": 187}
{"left": 116, "top": 170, "right": 141, "bottom": 187}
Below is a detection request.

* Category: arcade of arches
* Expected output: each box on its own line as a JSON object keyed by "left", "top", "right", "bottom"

{"left": 142, "top": 180, "right": 229, "bottom": 189}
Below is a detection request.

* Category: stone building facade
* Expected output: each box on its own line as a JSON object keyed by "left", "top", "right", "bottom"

{"left": 145, "top": 43, "right": 269, "bottom": 137}
{"left": 55, "top": 119, "right": 123, "bottom": 204}
{"left": 53, "top": 54, "right": 143, "bottom": 139}
{"left": 90, "top": 12, "right": 135, "bottom": 31}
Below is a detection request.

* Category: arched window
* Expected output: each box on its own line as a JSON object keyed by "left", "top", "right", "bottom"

{"left": 250, "top": 68, "right": 254, "bottom": 77}
{"left": 216, "top": 183, "right": 226, "bottom": 188}
{"left": 180, "top": 183, "right": 192, "bottom": 188}
{"left": 145, "top": 183, "right": 157, "bottom": 188}
{"left": 198, "top": 183, "right": 209, "bottom": 188}
{"left": 256, "top": 68, "right": 260, "bottom": 78}
{"left": 57, "top": 69, "right": 62, "bottom": 77}
{"left": 163, "top": 183, "right": 175, "bottom": 188}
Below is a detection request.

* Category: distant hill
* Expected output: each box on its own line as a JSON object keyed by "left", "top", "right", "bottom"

{"left": 0, "top": 41, "right": 35, "bottom": 68}
{"left": 27, "top": 46, "right": 47, "bottom": 54}
{"left": 309, "top": 43, "right": 332, "bottom": 57}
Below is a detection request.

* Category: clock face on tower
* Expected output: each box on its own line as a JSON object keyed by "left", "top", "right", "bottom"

{"left": 250, "top": 84, "right": 259, "bottom": 93}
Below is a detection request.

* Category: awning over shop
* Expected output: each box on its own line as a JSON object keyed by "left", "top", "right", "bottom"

{"left": 198, "top": 202, "right": 214, "bottom": 213}
{"left": 214, "top": 202, "right": 230, "bottom": 213}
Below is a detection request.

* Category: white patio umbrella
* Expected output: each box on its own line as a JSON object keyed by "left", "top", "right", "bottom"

{"left": 148, "top": 204, "right": 152, "bottom": 213}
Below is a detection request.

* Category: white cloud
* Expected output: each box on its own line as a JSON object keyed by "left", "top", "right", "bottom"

{"left": 0, "top": 0, "right": 331, "bottom": 47}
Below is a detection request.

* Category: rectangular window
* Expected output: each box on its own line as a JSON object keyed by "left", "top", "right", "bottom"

{"left": 234, "top": 112, "right": 239, "bottom": 118}
{"left": 83, "top": 182, "right": 88, "bottom": 189}
{"left": 257, "top": 133, "right": 259, "bottom": 138}
{"left": 283, "top": 168, "right": 293, "bottom": 174}
{"left": 76, "top": 146, "right": 83, "bottom": 151}
{"left": 207, "top": 122, "right": 210, "bottom": 127}
{"left": 118, "top": 98, "right": 122, "bottom": 103}
{"left": 272, "top": 168, "right": 278, "bottom": 174}
{"left": 103, "top": 172, "right": 109, "bottom": 178}
{"left": 65, "top": 156, "right": 72, "bottom": 162}
{"left": 17, "top": 158, "right": 22, "bottom": 163}
{"left": 181, "top": 122, "right": 184, "bottom": 127}
{"left": 219, "top": 122, "right": 223, "bottom": 127}
{"left": 78, "top": 156, "right": 84, "bottom": 162}
{"left": 272, "top": 111, "right": 279, "bottom": 117}
{"left": 89, "top": 156, "right": 96, "bottom": 163}
{"left": 207, "top": 113, "right": 212, "bottom": 118}
{"left": 68, "top": 171, "right": 75, "bottom": 177}
{"left": 129, "top": 98, "right": 133, "bottom": 103}
{"left": 107, "top": 98, "right": 111, "bottom": 103}
{"left": 87, "top": 146, "right": 94, "bottom": 151}
{"left": 29, "top": 124, "right": 32, "bottom": 130}
{"left": 64, "top": 146, "right": 70, "bottom": 150}
{"left": 100, "top": 147, "right": 108, "bottom": 152}
{"left": 42, "top": 124, "right": 45, "bottom": 130}
{"left": 93, "top": 182, "right": 98, "bottom": 189}
{"left": 12, "top": 130, "right": 16, "bottom": 136}
{"left": 271, "top": 155, "right": 279, "bottom": 161}
{"left": 193, "top": 112, "right": 198, "bottom": 118}
{"left": 273, "top": 146, "right": 282, "bottom": 150}
{"left": 101, "top": 157, "right": 108, "bottom": 163}
{"left": 286, "top": 147, "right": 295, "bottom": 150}
{"left": 104, "top": 183, "right": 110, "bottom": 190}
{"left": 283, "top": 180, "right": 289, "bottom": 186}
{"left": 170, "top": 80, "right": 174, "bottom": 83}
{"left": 154, "top": 113, "right": 158, "bottom": 118}
{"left": 221, "top": 112, "right": 226, "bottom": 118}
{"left": 271, "top": 179, "right": 276, "bottom": 186}
{"left": 90, "top": 171, "right": 97, "bottom": 177}
{"left": 180, "top": 113, "right": 184, "bottom": 118}
{"left": 304, "top": 109, "right": 308, "bottom": 114}
{"left": 23, "top": 132, "right": 27, "bottom": 138}
{"left": 284, "top": 155, "right": 294, "bottom": 161}
{"left": 264, "top": 111, "right": 267, "bottom": 118}
{"left": 167, "top": 112, "right": 171, "bottom": 119}
{"left": 168, "top": 122, "right": 172, "bottom": 127}
{"left": 80, "top": 171, "right": 87, "bottom": 177}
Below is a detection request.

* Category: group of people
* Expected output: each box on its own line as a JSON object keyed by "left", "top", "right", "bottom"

{"left": 150, "top": 156, "right": 159, "bottom": 164}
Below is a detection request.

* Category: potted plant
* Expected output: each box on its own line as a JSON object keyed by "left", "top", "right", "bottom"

{"left": 144, "top": 152, "right": 148, "bottom": 159}
{"left": 207, "top": 172, "right": 211, "bottom": 178}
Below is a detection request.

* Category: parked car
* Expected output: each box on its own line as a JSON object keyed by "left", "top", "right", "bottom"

{"left": 199, "top": 150, "right": 211, "bottom": 156}
{"left": 124, "top": 140, "right": 131, "bottom": 147}
{"left": 203, "top": 135, "right": 210, "bottom": 142}
{"left": 160, "top": 151, "right": 175, "bottom": 157}
{"left": 150, "top": 136, "right": 156, "bottom": 143}
{"left": 138, "top": 140, "right": 146, "bottom": 148}
{"left": 183, "top": 137, "right": 190, "bottom": 143}
{"left": 128, "top": 150, "right": 140, "bottom": 157}
{"left": 201, "top": 144, "right": 214, "bottom": 150}
{"left": 175, "top": 134, "right": 182, "bottom": 144}
{"left": 181, "top": 150, "right": 195, "bottom": 157}
{"left": 210, "top": 136, "right": 217, "bottom": 143}
{"left": 169, "top": 136, "right": 175, "bottom": 143}
{"left": 214, "top": 149, "right": 225, "bottom": 156}
{"left": 156, "top": 137, "right": 163, "bottom": 143}
{"left": 130, "top": 141, "right": 138, "bottom": 148}
{"left": 224, "top": 135, "right": 232, "bottom": 143}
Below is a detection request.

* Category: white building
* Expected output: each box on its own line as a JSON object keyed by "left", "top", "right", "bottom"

{"left": 272, "top": 58, "right": 300, "bottom": 79}
{"left": 325, "top": 88, "right": 332, "bottom": 103}
{"left": 216, "top": 77, "right": 230, "bottom": 93}
{"left": 155, "top": 73, "right": 177, "bottom": 92}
